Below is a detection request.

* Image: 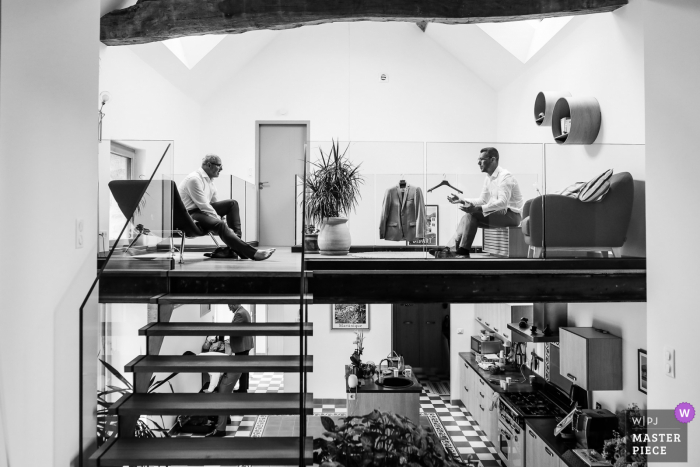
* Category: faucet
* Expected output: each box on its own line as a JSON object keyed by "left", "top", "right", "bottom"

{"left": 377, "top": 358, "right": 390, "bottom": 384}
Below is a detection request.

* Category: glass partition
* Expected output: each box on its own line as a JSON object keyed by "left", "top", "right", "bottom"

{"left": 426, "top": 142, "right": 544, "bottom": 258}
{"left": 304, "top": 141, "right": 430, "bottom": 257}
{"left": 542, "top": 143, "right": 646, "bottom": 258}
{"left": 303, "top": 141, "right": 545, "bottom": 259}
{"left": 97, "top": 140, "right": 175, "bottom": 269}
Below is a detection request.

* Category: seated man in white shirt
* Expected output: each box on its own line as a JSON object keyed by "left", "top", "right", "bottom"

{"left": 442, "top": 147, "right": 524, "bottom": 258}
{"left": 178, "top": 154, "right": 275, "bottom": 261}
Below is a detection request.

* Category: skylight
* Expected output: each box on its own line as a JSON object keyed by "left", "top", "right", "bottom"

{"left": 477, "top": 17, "right": 572, "bottom": 63}
{"left": 162, "top": 34, "right": 227, "bottom": 69}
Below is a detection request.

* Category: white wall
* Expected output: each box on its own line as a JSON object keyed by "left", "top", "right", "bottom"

{"left": 495, "top": 1, "right": 645, "bottom": 145}
{"left": 99, "top": 45, "right": 201, "bottom": 175}
{"left": 200, "top": 22, "right": 498, "bottom": 185}
{"left": 0, "top": 1, "right": 98, "bottom": 467}
{"left": 282, "top": 304, "right": 392, "bottom": 399}
{"left": 644, "top": 0, "right": 700, "bottom": 465}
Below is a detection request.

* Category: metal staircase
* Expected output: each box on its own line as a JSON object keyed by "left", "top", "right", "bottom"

{"left": 90, "top": 306, "right": 314, "bottom": 466}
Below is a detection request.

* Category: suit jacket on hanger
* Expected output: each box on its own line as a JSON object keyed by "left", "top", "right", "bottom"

{"left": 379, "top": 183, "right": 427, "bottom": 241}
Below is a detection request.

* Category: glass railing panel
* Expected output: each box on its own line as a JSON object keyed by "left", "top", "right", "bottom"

{"left": 542, "top": 143, "right": 645, "bottom": 258}
{"left": 98, "top": 140, "right": 174, "bottom": 270}
{"left": 305, "top": 141, "right": 428, "bottom": 256}
{"left": 426, "top": 142, "right": 544, "bottom": 259}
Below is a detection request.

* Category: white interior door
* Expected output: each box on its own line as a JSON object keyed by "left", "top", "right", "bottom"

{"left": 258, "top": 123, "right": 307, "bottom": 247}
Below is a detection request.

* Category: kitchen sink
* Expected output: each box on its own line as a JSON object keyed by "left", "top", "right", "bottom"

{"left": 380, "top": 376, "right": 414, "bottom": 389}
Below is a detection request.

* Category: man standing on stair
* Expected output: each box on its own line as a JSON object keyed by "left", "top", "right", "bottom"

{"left": 179, "top": 154, "right": 275, "bottom": 261}
{"left": 206, "top": 303, "right": 255, "bottom": 437}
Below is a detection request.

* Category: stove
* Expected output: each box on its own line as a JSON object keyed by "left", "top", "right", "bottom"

{"left": 501, "top": 392, "right": 568, "bottom": 418}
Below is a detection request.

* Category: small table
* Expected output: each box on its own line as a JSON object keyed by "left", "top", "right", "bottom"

{"left": 483, "top": 226, "right": 528, "bottom": 258}
{"left": 345, "top": 365, "right": 421, "bottom": 423}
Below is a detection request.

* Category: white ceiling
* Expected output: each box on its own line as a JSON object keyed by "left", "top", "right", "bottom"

{"left": 110, "top": 14, "right": 576, "bottom": 102}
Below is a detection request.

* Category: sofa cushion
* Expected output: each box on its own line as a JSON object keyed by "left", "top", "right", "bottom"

{"left": 578, "top": 169, "right": 613, "bottom": 203}
{"left": 555, "top": 181, "right": 586, "bottom": 198}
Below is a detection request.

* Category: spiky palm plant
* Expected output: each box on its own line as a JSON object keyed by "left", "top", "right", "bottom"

{"left": 304, "top": 140, "right": 364, "bottom": 227}
{"left": 97, "top": 358, "right": 177, "bottom": 445}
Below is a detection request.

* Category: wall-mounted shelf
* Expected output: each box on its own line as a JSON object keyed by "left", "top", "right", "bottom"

{"left": 551, "top": 96, "right": 601, "bottom": 145}
{"left": 507, "top": 323, "right": 561, "bottom": 343}
{"left": 534, "top": 91, "right": 571, "bottom": 126}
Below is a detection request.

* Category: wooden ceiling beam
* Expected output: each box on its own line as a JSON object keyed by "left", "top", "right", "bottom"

{"left": 101, "top": 0, "right": 628, "bottom": 46}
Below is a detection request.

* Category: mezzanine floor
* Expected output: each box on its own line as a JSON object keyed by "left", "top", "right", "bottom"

{"left": 98, "top": 248, "right": 646, "bottom": 304}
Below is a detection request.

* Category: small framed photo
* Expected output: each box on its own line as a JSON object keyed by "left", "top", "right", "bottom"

{"left": 332, "top": 304, "right": 369, "bottom": 330}
{"left": 638, "top": 349, "right": 647, "bottom": 394}
{"left": 409, "top": 205, "right": 438, "bottom": 246}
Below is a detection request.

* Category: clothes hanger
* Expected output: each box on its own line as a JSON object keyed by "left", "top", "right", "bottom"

{"left": 427, "top": 174, "right": 463, "bottom": 194}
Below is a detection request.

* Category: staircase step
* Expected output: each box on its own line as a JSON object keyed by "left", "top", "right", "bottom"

{"left": 109, "top": 393, "right": 314, "bottom": 416}
{"left": 125, "top": 355, "right": 313, "bottom": 373}
{"left": 90, "top": 437, "right": 312, "bottom": 466}
{"left": 139, "top": 322, "right": 313, "bottom": 336}
{"left": 156, "top": 294, "right": 312, "bottom": 305}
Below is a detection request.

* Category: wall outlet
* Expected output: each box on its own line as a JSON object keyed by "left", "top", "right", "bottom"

{"left": 457, "top": 328, "right": 464, "bottom": 335}
{"left": 664, "top": 346, "right": 675, "bottom": 378}
{"left": 348, "top": 393, "right": 356, "bottom": 400}
{"left": 75, "top": 218, "right": 84, "bottom": 249}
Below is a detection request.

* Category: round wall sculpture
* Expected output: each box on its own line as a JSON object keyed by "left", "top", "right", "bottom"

{"left": 551, "top": 96, "right": 601, "bottom": 145}
{"left": 534, "top": 91, "right": 572, "bottom": 126}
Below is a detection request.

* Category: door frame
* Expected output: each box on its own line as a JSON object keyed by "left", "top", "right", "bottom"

{"left": 255, "top": 121, "right": 311, "bottom": 245}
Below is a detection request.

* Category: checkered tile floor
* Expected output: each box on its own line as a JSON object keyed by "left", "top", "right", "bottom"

{"left": 176, "top": 371, "right": 504, "bottom": 466}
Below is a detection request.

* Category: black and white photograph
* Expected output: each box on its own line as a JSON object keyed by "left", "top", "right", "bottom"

{"left": 332, "top": 304, "right": 369, "bottom": 329}
{"left": 639, "top": 348, "right": 648, "bottom": 394}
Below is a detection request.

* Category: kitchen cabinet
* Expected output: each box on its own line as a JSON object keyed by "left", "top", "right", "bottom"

{"left": 526, "top": 426, "right": 559, "bottom": 467}
{"left": 475, "top": 304, "right": 532, "bottom": 342}
{"left": 559, "top": 327, "right": 622, "bottom": 391}
{"left": 460, "top": 361, "right": 499, "bottom": 445}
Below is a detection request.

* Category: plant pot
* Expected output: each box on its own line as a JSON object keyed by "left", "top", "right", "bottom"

{"left": 303, "top": 233, "right": 319, "bottom": 252}
{"left": 318, "top": 217, "right": 351, "bottom": 255}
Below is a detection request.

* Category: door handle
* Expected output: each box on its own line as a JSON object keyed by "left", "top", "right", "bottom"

{"left": 464, "top": 386, "right": 469, "bottom": 392}
{"left": 479, "top": 392, "right": 484, "bottom": 398}
{"left": 567, "top": 373, "right": 577, "bottom": 381}
{"left": 545, "top": 447, "right": 554, "bottom": 457}
{"left": 494, "top": 327, "right": 499, "bottom": 332}
{"left": 259, "top": 181, "right": 270, "bottom": 189}
{"left": 403, "top": 321, "right": 413, "bottom": 324}
{"left": 480, "top": 405, "right": 484, "bottom": 411}
{"left": 529, "top": 430, "right": 536, "bottom": 438}
{"left": 426, "top": 321, "right": 435, "bottom": 324}
{"left": 479, "top": 379, "right": 484, "bottom": 385}
{"left": 485, "top": 322, "right": 490, "bottom": 326}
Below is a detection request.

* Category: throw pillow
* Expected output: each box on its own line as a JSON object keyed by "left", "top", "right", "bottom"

{"left": 578, "top": 169, "right": 613, "bottom": 203}
{"left": 555, "top": 181, "right": 586, "bottom": 199}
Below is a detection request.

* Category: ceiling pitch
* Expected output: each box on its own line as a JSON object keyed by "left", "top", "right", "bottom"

{"left": 100, "top": 0, "right": 628, "bottom": 46}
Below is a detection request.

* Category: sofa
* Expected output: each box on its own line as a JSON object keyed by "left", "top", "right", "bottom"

{"left": 521, "top": 172, "right": 634, "bottom": 257}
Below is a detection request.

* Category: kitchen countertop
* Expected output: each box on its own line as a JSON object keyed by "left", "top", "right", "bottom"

{"left": 345, "top": 365, "right": 423, "bottom": 393}
{"left": 525, "top": 418, "right": 589, "bottom": 467}
{"left": 459, "top": 352, "right": 536, "bottom": 393}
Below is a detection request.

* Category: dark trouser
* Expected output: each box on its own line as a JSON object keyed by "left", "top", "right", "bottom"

{"left": 452, "top": 209, "right": 522, "bottom": 251}
{"left": 234, "top": 349, "right": 250, "bottom": 392}
{"left": 189, "top": 200, "right": 257, "bottom": 259}
{"left": 215, "top": 370, "right": 242, "bottom": 431}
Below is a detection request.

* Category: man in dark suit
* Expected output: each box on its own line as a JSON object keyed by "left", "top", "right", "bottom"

{"left": 205, "top": 303, "right": 255, "bottom": 437}
{"left": 229, "top": 303, "right": 255, "bottom": 393}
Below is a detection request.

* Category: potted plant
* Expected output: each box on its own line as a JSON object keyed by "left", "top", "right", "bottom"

{"left": 304, "top": 140, "right": 363, "bottom": 255}
{"left": 314, "top": 410, "right": 466, "bottom": 467}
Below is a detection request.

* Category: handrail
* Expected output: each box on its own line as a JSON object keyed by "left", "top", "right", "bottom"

{"left": 298, "top": 143, "right": 309, "bottom": 465}
{"left": 78, "top": 143, "right": 171, "bottom": 466}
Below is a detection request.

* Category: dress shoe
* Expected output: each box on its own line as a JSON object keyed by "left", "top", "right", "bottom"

{"left": 205, "top": 429, "right": 227, "bottom": 437}
{"left": 428, "top": 247, "right": 451, "bottom": 259}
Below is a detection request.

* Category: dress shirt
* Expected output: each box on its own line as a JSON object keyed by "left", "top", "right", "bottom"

{"left": 464, "top": 166, "right": 524, "bottom": 216}
{"left": 178, "top": 168, "right": 219, "bottom": 218}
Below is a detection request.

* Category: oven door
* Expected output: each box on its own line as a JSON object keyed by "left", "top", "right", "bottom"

{"left": 498, "top": 421, "right": 511, "bottom": 465}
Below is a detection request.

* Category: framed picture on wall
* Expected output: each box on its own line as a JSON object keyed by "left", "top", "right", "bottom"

{"left": 638, "top": 349, "right": 647, "bottom": 394}
{"left": 408, "top": 205, "right": 438, "bottom": 246}
{"left": 332, "top": 304, "right": 369, "bottom": 330}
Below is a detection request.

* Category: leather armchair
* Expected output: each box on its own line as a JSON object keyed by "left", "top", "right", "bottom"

{"left": 521, "top": 172, "right": 634, "bottom": 257}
